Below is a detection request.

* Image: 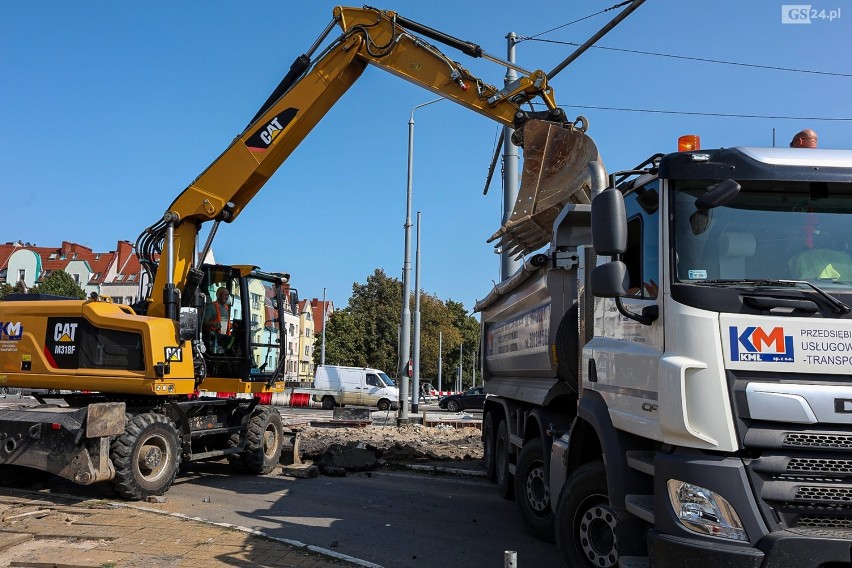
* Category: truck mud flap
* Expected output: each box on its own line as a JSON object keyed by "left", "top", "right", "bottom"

{"left": 489, "top": 118, "right": 602, "bottom": 258}
{"left": 0, "top": 402, "right": 125, "bottom": 485}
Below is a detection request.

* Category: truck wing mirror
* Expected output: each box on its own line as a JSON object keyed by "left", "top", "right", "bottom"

{"left": 590, "top": 262, "right": 629, "bottom": 298}
{"left": 591, "top": 189, "right": 627, "bottom": 255}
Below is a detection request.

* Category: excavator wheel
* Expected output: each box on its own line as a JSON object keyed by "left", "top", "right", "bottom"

{"left": 110, "top": 413, "right": 181, "bottom": 501}
{"left": 231, "top": 405, "right": 284, "bottom": 475}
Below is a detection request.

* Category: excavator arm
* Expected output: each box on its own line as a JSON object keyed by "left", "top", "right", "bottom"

{"left": 138, "top": 5, "right": 574, "bottom": 319}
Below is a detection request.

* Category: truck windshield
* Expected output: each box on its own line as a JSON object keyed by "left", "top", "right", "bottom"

{"left": 673, "top": 180, "right": 852, "bottom": 290}
{"left": 379, "top": 373, "right": 395, "bottom": 387}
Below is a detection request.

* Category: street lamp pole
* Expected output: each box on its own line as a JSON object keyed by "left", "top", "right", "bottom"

{"left": 399, "top": 97, "right": 443, "bottom": 424}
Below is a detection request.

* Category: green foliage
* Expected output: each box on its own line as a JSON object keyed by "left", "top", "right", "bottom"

{"left": 316, "top": 268, "right": 480, "bottom": 386}
{"left": 0, "top": 283, "right": 13, "bottom": 300}
{"left": 33, "top": 271, "right": 86, "bottom": 299}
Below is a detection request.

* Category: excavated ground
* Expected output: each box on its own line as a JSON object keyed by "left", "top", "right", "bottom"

{"left": 296, "top": 423, "right": 484, "bottom": 464}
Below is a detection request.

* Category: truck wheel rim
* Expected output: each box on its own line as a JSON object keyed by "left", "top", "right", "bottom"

{"left": 137, "top": 435, "right": 169, "bottom": 482}
{"left": 525, "top": 461, "right": 549, "bottom": 513}
{"left": 576, "top": 497, "right": 618, "bottom": 568}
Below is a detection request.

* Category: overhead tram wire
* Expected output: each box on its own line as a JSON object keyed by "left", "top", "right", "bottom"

{"left": 564, "top": 104, "right": 852, "bottom": 121}
{"left": 523, "top": 39, "right": 852, "bottom": 79}
{"left": 482, "top": 0, "right": 647, "bottom": 195}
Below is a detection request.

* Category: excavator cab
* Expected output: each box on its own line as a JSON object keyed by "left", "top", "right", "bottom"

{"left": 196, "top": 264, "right": 294, "bottom": 388}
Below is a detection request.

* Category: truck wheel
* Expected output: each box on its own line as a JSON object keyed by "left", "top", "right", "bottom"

{"left": 482, "top": 412, "right": 496, "bottom": 481}
{"left": 243, "top": 406, "right": 284, "bottom": 474}
{"left": 515, "top": 438, "right": 554, "bottom": 541}
{"left": 110, "top": 413, "right": 180, "bottom": 501}
{"left": 321, "top": 396, "right": 335, "bottom": 410}
{"left": 377, "top": 399, "right": 391, "bottom": 411}
{"left": 555, "top": 461, "right": 620, "bottom": 568}
{"left": 555, "top": 303, "right": 579, "bottom": 393}
{"left": 495, "top": 420, "right": 514, "bottom": 499}
{"left": 446, "top": 400, "right": 460, "bottom": 413}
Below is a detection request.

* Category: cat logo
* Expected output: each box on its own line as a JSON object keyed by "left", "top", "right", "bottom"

{"left": 54, "top": 322, "right": 78, "bottom": 342}
{"left": 245, "top": 108, "right": 297, "bottom": 152}
{"left": 165, "top": 347, "right": 183, "bottom": 363}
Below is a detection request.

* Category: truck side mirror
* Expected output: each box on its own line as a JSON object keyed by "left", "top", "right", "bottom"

{"left": 591, "top": 189, "right": 627, "bottom": 255}
{"left": 590, "top": 261, "right": 629, "bottom": 298}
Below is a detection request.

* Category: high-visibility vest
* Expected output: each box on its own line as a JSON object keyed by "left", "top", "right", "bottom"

{"left": 207, "top": 302, "right": 232, "bottom": 335}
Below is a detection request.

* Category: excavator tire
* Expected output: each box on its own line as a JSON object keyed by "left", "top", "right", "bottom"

{"left": 240, "top": 405, "right": 284, "bottom": 474}
{"left": 110, "top": 413, "right": 181, "bottom": 501}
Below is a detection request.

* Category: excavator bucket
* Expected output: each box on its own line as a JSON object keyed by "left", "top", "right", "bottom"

{"left": 488, "top": 119, "right": 603, "bottom": 258}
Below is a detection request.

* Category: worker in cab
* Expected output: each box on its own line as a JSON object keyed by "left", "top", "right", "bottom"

{"left": 789, "top": 224, "right": 852, "bottom": 282}
{"left": 203, "top": 286, "right": 234, "bottom": 354}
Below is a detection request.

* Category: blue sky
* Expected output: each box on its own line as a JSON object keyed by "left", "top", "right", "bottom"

{"left": 2, "top": 2, "right": 849, "bottom": 313}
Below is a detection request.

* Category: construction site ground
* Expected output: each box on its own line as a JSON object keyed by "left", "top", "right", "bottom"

{"left": 0, "top": 405, "right": 486, "bottom": 568}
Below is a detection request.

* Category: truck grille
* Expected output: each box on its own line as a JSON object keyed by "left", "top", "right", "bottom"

{"left": 783, "top": 433, "right": 852, "bottom": 449}
{"left": 745, "top": 425, "right": 852, "bottom": 530}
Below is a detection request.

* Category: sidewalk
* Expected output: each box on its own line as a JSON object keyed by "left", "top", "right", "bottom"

{"left": 0, "top": 490, "right": 366, "bottom": 568}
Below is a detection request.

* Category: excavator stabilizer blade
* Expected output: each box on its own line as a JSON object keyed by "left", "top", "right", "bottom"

{"left": 489, "top": 119, "right": 603, "bottom": 257}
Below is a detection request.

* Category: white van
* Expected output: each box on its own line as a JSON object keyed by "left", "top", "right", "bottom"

{"left": 312, "top": 365, "right": 399, "bottom": 411}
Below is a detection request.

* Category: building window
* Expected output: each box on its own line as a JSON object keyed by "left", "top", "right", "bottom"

{"left": 251, "top": 293, "right": 261, "bottom": 310}
{"left": 73, "top": 274, "right": 80, "bottom": 285}
{"left": 113, "top": 297, "right": 123, "bottom": 304}
{"left": 18, "top": 269, "right": 25, "bottom": 282}
{"left": 125, "top": 297, "right": 132, "bottom": 304}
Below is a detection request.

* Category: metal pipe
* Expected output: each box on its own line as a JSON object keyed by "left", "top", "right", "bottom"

{"left": 412, "top": 211, "right": 422, "bottom": 413}
{"left": 399, "top": 98, "right": 443, "bottom": 424}
{"left": 501, "top": 33, "right": 521, "bottom": 280}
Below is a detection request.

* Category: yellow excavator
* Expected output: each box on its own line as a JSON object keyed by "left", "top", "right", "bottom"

{"left": 0, "top": 6, "right": 590, "bottom": 499}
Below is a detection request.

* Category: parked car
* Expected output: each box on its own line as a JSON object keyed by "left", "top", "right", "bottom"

{"left": 438, "top": 387, "right": 486, "bottom": 412}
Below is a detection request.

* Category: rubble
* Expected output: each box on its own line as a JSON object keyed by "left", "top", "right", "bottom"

{"left": 297, "top": 423, "right": 484, "bottom": 474}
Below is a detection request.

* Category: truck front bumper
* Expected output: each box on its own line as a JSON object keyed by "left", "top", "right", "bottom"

{"left": 649, "top": 529, "right": 852, "bottom": 568}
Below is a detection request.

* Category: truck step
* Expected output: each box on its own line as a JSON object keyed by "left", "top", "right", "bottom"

{"left": 619, "top": 556, "right": 649, "bottom": 568}
{"left": 625, "top": 451, "right": 655, "bottom": 476}
{"left": 625, "top": 494, "right": 655, "bottom": 524}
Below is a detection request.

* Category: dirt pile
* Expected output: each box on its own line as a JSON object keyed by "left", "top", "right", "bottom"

{"left": 297, "top": 423, "right": 483, "bottom": 463}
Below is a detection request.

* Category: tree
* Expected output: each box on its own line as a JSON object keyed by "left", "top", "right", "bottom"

{"left": 316, "top": 268, "right": 480, "bottom": 384}
{"left": 33, "top": 271, "right": 86, "bottom": 299}
{"left": 0, "top": 283, "right": 14, "bottom": 300}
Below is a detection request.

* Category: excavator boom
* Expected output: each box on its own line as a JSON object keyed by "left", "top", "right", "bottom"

{"left": 140, "top": 6, "right": 578, "bottom": 318}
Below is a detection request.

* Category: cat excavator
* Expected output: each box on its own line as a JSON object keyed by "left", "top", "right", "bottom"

{"left": 0, "top": 6, "right": 588, "bottom": 499}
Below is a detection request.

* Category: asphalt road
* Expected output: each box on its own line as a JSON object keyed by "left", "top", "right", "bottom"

{"left": 166, "top": 461, "right": 561, "bottom": 568}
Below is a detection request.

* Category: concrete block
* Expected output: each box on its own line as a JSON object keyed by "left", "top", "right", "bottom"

{"left": 281, "top": 464, "right": 319, "bottom": 479}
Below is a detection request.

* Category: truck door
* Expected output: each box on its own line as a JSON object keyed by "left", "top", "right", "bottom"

{"left": 590, "top": 180, "right": 664, "bottom": 438}
{"left": 246, "top": 277, "right": 283, "bottom": 380}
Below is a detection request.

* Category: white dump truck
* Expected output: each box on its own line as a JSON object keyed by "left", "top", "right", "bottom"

{"left": 478, "top": 129, "right": 852, "bottom": 567}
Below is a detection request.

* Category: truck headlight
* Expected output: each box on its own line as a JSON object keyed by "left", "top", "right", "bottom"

{"left": 666, "top": 480, "right": 747, "bottom": 542}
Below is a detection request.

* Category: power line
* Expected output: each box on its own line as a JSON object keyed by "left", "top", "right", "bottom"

{"left": 526, "top": 38, "right": 852, "bottom": 78}
{"left": 518, "top": 1, "right": 632, "bottom": 42}
{"left": 565, "top": 104, "right": 852, "bottom": 121}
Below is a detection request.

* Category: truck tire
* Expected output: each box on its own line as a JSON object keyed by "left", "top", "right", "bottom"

{"left": 377, "top": 399, "right": 391, "bottom": 411}
{"left": 482, "top": 412, "right": 496, "bottom": 481}
{"left": 110, "top": 413, "right": 180, "bottom": 501}
{"left": 515, "top": 438, "right": 555, "bottom": 542}
{"left": 555, "top": 303, "right": 579, "bottom": 394}
{"left": 242, "top": 406, "right": 284, "bottom": 474}
{"left": 321, "top": 396, "right": 335, "bottom": 410}
{"left": 495, "top": 420, "right": 514, "bottom": 499}
{"left": 555, "top": 461, "right": 620, "bottom": 568}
